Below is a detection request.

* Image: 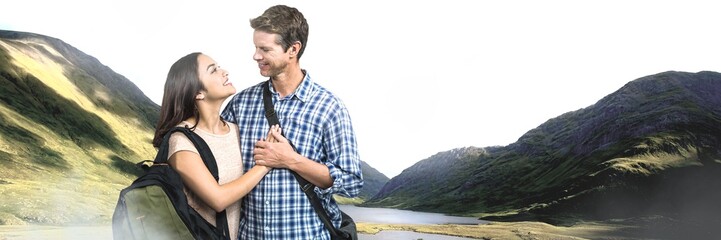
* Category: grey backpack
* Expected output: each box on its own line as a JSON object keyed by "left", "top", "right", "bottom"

{"left": 112, "top": 127, "right": 229, "bottom": 240}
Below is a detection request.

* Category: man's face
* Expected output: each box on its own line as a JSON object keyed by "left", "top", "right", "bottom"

{"left": 252, "top": 30, "right": 290, "bottom": 78}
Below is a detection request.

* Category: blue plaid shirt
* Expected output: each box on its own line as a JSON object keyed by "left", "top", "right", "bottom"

{"left": 221, "top": 71, "right": 363, "bottom": 240}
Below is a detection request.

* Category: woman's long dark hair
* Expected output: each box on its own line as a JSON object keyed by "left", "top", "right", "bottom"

{"left": 152, "top": 52, "right": 204, "bottom": 148}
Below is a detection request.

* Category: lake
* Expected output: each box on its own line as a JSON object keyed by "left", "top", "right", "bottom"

{"left": 340, "top": 205, "right": 485, "bottom": 224}
{"left": 0, "top": 205, "right": 486, "bottom": 240}
{"left": 341, "top": 205, "right": 486, "bottom": 240}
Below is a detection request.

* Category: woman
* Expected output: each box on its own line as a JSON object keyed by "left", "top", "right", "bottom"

{"left": 152, "top": 52, "right": 276, "bottom": 240}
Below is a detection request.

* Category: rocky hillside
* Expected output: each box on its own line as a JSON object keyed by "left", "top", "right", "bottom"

{"left": 364, "top": 71, "right": 721, "bottom": 231}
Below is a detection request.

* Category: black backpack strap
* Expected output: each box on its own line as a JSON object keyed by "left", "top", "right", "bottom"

{"left": 155, "top": 126, "right": 230, "bottom": 239}
{"left": 261, "top": 81, "right": 346, "bottom": 238}
{"left": 155, "top": 127, "right": 218, "bottom": 178}
{"left": 262, "top": 81, "right": 280, "bottom": 127}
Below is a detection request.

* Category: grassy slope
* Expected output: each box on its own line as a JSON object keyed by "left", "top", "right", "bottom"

{"left": 0, "top": 37, "right": 156, "bottom": 225}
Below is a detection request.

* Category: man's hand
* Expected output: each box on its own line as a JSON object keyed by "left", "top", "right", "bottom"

{"left": 254, "top": 125, "right": 297, "bottom": 169}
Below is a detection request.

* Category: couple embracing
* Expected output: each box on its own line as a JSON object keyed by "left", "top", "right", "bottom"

{"left": 153, "top": 4, "right": 363, "bottom": 240}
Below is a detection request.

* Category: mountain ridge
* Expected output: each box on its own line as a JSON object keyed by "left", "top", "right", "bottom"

{"left": 363, "top": 71, "right": 721, "bottom": 231}
{"left": 0, "top": 30, "right": 158, "bottom": 127}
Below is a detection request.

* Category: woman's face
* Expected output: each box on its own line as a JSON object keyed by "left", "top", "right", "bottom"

{"left": 196, "top": 54, "right": 235, "bottom": 101}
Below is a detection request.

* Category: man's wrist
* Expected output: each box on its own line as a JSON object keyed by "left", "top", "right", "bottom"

{"left": 285, "top": 152, "right": 302, "bottom": 170}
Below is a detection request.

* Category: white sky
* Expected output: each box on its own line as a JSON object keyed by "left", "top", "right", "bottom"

{"left": 2, "top": 0, "right": 720, "bottom": 178}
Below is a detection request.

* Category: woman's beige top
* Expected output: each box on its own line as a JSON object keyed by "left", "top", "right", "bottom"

{"left": 168, "top": 121, "right": 243, "bottom": 240}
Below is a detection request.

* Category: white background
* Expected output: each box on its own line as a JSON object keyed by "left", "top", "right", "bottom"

{"left": 2, "top": 0, "right": 720, "bottom": 177}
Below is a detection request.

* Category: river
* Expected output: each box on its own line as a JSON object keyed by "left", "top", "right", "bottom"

{"left": 0, "top": 205, "right": 486, "bottom": 239}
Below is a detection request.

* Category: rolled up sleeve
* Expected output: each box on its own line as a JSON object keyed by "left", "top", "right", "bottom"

{"left": 317, "top": 104, "right": 363, "bottom": 197}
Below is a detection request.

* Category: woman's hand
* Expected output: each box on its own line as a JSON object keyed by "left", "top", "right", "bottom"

{"left": 265, "top": 124, "right": 281, "bottom": 143}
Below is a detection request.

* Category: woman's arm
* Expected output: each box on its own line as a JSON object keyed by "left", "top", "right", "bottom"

{"left": 169, "top": 152, "right": 270, "bottom": 212}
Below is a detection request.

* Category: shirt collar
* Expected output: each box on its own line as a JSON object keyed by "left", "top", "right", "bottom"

{"left": 269, "top": 69, "right": 313, "bottom": 102}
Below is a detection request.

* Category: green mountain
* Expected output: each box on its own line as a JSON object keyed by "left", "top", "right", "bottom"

{"left": 334, "top": 161, "right": 390, "bottom": 205}
{"left": 0, "top": 30, "right": 388, "bottom": 225}
{"left": 0, "top": 29, "right": 160, "bottom": 225}
{"left": 363, "top": 71, "right": 721, "bottom": 227}
{"left": 358, "top": 160, "right": 389, "bottom": 199}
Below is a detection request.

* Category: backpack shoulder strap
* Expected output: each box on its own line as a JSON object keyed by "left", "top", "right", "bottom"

{"left": 154, "top": 126, "right": 229, "bottom": 238}
{"left": 155, "top": 127, "right": 219, "bottom": 181}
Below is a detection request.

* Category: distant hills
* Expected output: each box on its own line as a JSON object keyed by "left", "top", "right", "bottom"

{"left": 0, "top": 30, "right": 387, "bottom": 225}
{"left": 358, "top": 160, "right": 389, "bottom": 199}
{"left": 363, "top": 71, "right": 721, "bottom": 231}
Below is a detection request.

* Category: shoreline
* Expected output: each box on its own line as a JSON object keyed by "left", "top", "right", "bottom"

{"left": 1, "top": 219, "right": 718, "bottom": 240}
{"left": 358, "top": 221, "right": 596, "bottom": 240}
{"left": 357, "top": 218, "right": 721, "bottom": 240}
{"left": 356, "top": 218, "right": 721, "bottom": 240}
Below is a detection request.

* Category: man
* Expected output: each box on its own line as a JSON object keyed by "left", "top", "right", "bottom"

{"left": 221, "top": 4, "right": 363, "bottom": 239}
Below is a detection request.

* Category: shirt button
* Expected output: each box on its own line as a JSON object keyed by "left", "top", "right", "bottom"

{"left": 265, "top": 200, "right": 270, "bottom": 205}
